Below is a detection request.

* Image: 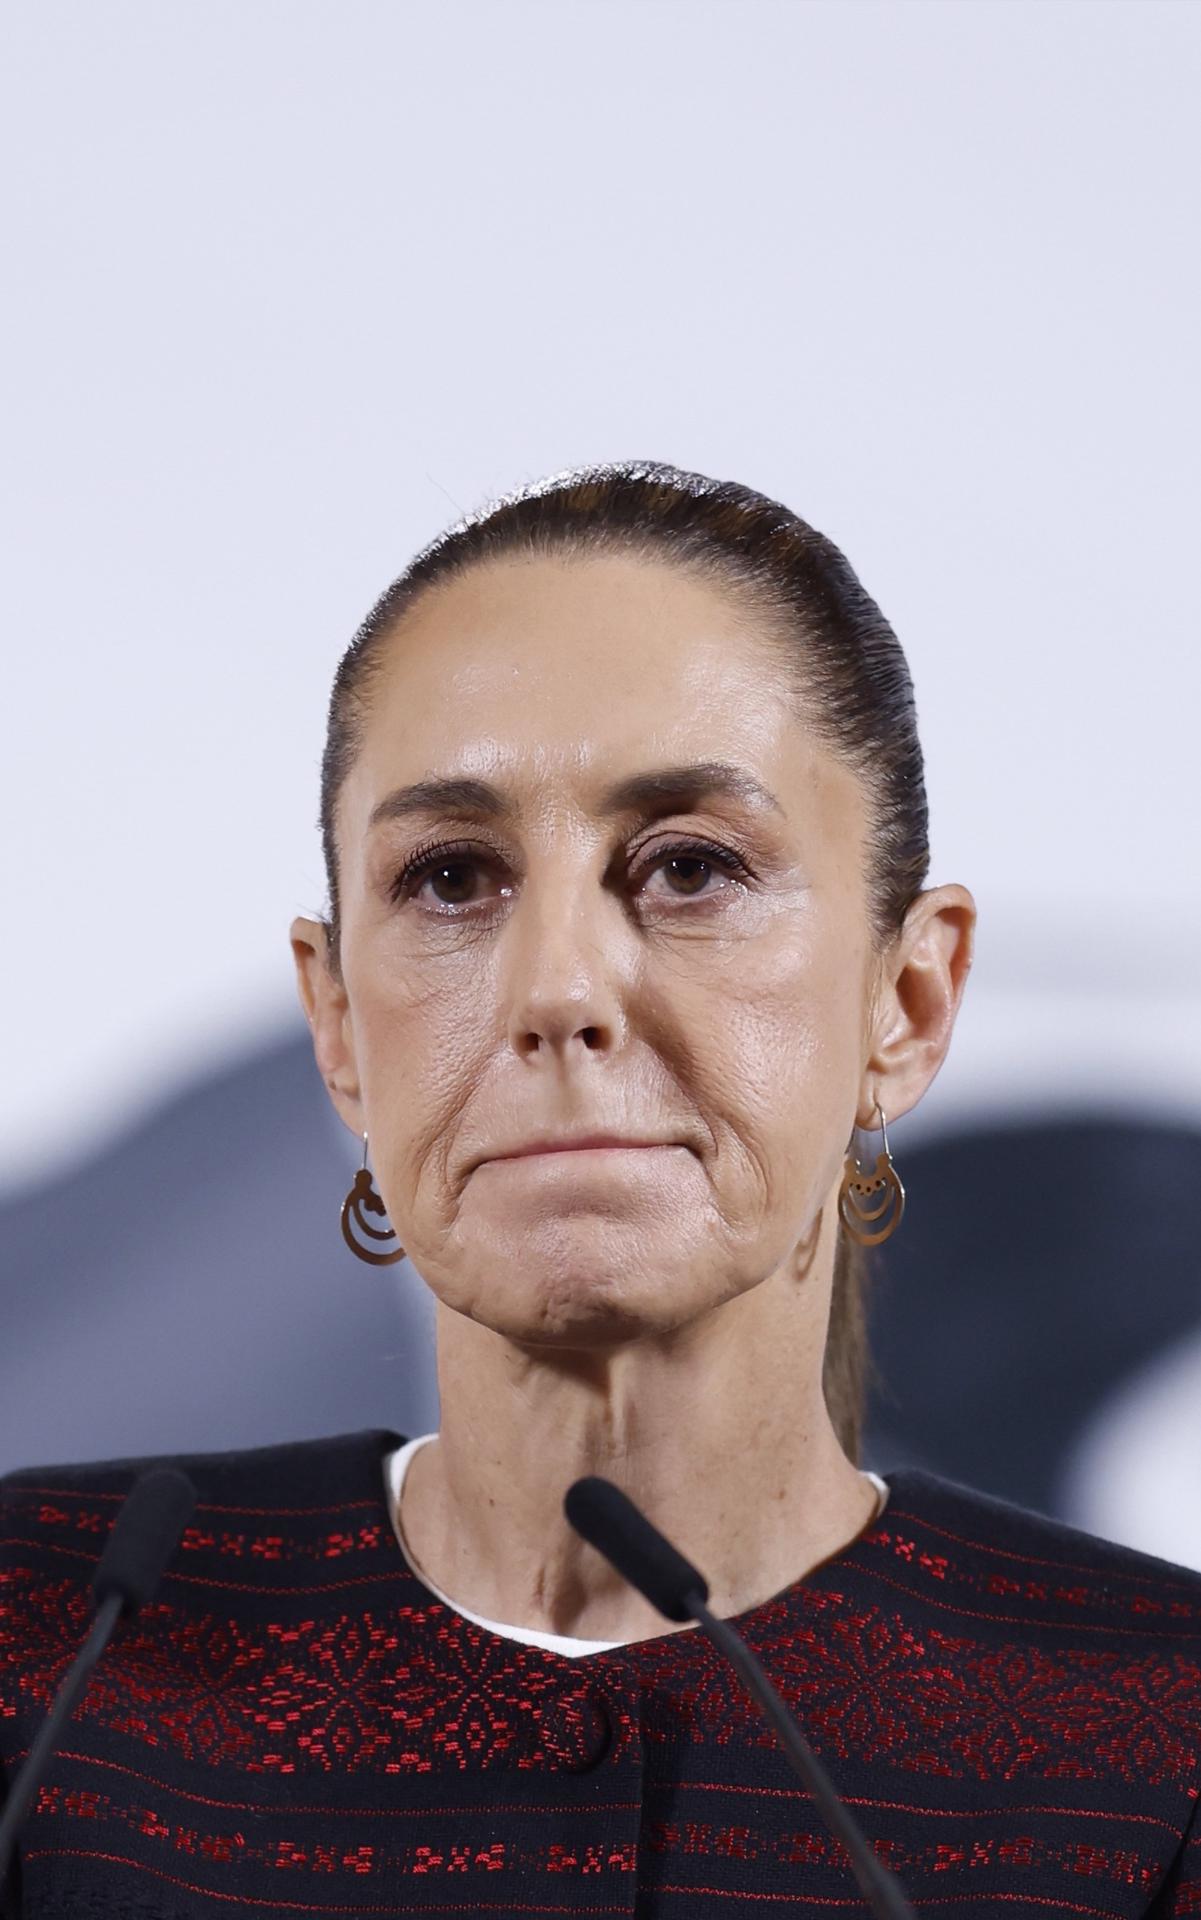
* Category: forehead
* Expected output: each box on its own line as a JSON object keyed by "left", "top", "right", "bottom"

{"left": 342, "top": 551, "right": 854, "bottom": 831}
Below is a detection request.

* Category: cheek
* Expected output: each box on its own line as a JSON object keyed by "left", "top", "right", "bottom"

{"left": 344, "top": 950, "right": 489, "bottom": 1187}
{"left": 708, "top": 924, "right": 867, "bottom": 1180}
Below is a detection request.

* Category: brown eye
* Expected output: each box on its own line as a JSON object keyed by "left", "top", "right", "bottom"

{"left": 662, "top": 854, "right": 713, "bottom": 895}
{"left": 389, "top": 838, "right": 494, "bottom": 906}
{"left": 426, "top": 860, "right": 478, "bottom": 905}
{"left": 639, "top": 839, "right": 751, "bottom": 901}
{"left": 392, "top": 835, "right": 750, "bottom": 915}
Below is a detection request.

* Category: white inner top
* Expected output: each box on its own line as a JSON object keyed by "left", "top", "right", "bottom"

{"left": 383, "top": 1433, "right": 891, "bottom": 1659}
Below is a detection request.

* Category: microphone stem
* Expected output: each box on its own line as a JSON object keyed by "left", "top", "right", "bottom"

{"left": 690, "top": 1595, "right": 917, "bottom": 1920}
{"left": 0, "top": 1591, "right": 124, "bottom": 1882}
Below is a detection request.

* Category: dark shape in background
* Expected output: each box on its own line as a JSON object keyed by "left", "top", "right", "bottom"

{"left": 0, "top": 1029, "right": 439, "bottom": 1474}
{"left": 2, "top": 1029, "right": 1198, "bottom": 1528}
{"left": 864, "top": 1115, "right": 1201, "bottom": 1517}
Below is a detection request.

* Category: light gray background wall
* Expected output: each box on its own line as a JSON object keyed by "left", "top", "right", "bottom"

{"left": 2, "top": 2, "right": 1199, "bottom": 1546}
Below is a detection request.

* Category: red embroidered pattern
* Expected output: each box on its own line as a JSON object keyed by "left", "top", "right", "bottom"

{"left": 4, "top": 1447, "right": 1201, "bottom": 1917}
{"left": 2, "top": 1578, "right": 1198, "bottom": 1786}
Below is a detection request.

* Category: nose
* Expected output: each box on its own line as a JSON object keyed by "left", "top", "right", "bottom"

{"left": 500, "top": 855, "right": 629, "bottom": 1064}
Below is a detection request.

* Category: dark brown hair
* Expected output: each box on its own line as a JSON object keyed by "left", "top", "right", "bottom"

{"left": 318, "top": 461, "right": 930, "bottom": 1461}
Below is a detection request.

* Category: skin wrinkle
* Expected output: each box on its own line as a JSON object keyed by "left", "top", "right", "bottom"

{"left": 291, "top": 550, "right": 975, "bottom": 1644}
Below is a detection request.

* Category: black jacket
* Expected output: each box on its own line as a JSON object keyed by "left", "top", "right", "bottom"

{"left": 2, "top": 1427, "right": 1200, "bottom": 1917}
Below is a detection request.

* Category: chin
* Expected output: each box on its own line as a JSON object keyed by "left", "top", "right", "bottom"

{"left": 422, "top": 1215, "right": 749, "bottom": 1347}
{"left": 463, "top": 1266, "right": 707, "bottom": 1349}
{"left": 500, "top": 1312, "right": 664, "bottom": 1353}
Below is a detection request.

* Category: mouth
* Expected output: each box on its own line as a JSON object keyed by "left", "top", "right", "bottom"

{"left": 484, "top": 1144, "right": 686, "bottom": 1165}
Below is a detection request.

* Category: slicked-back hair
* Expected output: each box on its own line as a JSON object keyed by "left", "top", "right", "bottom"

{"left": 317, "top": 461, "right": 931, "bottom": 1462}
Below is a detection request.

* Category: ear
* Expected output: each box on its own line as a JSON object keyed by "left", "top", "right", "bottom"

{"left": 289, "top": 915, "right": 365, "bottom": 1139}
{"left": 857, "top": 883, "right": 976, "bottom": 1129}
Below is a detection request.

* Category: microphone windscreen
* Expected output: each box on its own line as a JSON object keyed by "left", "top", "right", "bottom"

{"left": 92, "top": 1467, "right": 197, "bottom": 1614}
{"left": 564, "top": 1475, "right": 709, "bottom": 1623}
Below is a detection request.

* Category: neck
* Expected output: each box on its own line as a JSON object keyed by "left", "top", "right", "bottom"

{"left": 397, "top": 1235, "right": 878, "bottom": 1644}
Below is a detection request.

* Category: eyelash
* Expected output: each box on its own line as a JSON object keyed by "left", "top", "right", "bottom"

{"left": 388, "top": 836, "right": 753, "bottom": 913}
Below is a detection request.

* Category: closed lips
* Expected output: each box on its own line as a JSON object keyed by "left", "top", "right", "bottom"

{"left": 481, "top": 1135, "right": 682, "bottom": 1163}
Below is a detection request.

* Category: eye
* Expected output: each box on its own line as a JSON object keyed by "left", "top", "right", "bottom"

{"left": 634, "top": 838, "right": 751, "bottom": 900}
{"left": 389, "top": 836, "right": 752, "bottom": 915}
{"left": 389, "top": 839, "right": 495, "bottom": 909}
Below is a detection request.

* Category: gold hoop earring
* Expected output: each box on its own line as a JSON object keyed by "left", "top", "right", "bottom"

{"left": 341, "top": 1134, "right": 406, "bottom": 1267}
{"left": 838, "top": 1103, "right": 905, "bottom": 1247}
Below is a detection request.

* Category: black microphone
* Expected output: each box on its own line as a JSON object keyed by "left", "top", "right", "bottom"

{"left": 564, "top": 1475, "right": 917, "bottom": 1920}
{"left": 0, "top": 1467, "right": 197, "bottom": 1883}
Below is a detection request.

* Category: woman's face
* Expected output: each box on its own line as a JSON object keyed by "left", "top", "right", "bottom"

{"left": 301, "top": 551, "right": 886, "bottom": 1348}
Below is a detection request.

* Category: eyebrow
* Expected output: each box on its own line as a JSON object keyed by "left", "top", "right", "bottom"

{"left": 367, "top": 762, "right": 783, "bottom": 832}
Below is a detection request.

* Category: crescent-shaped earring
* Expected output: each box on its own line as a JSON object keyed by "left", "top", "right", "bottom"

{"left": 341, "top": 1134, "right": 406, "bottom": 1267}
{"left": 838, "top": 1102, "right": 905, "bottom": 1247}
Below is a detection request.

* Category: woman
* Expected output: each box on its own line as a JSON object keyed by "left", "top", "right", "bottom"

{"left": 2, "top": 460, "right": 1199, "bottom": 1919}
